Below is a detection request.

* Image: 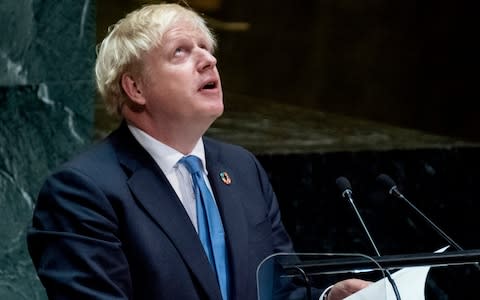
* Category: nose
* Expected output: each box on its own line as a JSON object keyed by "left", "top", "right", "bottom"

{"left": 197, "top": 48, "right": 217, "bottom": 72}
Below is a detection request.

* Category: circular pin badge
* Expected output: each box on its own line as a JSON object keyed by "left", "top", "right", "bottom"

{"left": 219, "top": 171, "right": 232, "bottom": 185}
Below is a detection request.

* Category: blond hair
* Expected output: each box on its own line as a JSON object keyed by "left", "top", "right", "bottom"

{"left": 95, "top": 3, "right": 216, "bottom": 116}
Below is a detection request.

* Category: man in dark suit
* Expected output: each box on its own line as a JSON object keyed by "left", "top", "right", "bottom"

{"left": 27, "top": 3, "right": 367, "bottom": 299}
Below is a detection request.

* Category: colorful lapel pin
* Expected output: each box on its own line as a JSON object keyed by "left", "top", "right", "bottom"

{"left": 219, "top": 171, "right": 232, "bottom": 185}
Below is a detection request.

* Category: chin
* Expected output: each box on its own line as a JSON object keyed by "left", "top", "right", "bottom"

{"left": 208, "top": 100, "right": 224, "bottom": 115}
{"left": 213, "top": 104, "right": 224, "bottom": 117}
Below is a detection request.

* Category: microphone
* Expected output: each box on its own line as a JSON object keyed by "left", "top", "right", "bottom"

{"left": 335, "top": 177, "right": 381, "bottom": 256}
{"left": 376, "top": 174, "right": 463, "bottom": 251}
{"left": 336, "top": 176, "right": 402, "bottom": 300}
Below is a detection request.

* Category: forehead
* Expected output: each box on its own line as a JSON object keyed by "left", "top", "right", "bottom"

{"left": 161, "top": 20, "right": 212, "bottom": 45}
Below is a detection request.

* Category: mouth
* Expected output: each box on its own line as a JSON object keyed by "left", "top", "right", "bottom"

{"left": 199, "top": 80, "right": 218, "bottom": 91}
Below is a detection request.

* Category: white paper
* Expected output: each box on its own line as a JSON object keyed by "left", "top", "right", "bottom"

{"left": 344, "top": 246, "right": 449, "bottom": 300}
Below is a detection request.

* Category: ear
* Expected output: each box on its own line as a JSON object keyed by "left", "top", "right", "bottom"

{"left": 121, "top": 73, "right": 146, "bottom": 106}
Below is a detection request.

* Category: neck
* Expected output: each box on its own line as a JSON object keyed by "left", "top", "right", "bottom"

{"left": 124, "top": 111, "right": 213, "bottom": 155}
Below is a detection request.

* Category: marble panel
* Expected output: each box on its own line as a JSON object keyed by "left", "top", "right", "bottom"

{"left": 0, "top": 82, "right": 93, "bottom": 299}
{"left": 0, "top": 0, "right": 95, "bottom": 299}
{"left": 0, "top": 0, "right": 95, "bottom": 86}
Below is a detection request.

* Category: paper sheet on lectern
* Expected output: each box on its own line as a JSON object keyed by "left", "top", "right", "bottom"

{"left": 344, "top": 246, "right": 449, "bottom": 300}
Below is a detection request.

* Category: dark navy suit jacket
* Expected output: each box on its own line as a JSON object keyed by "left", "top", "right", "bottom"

{"left": 27, "top": 122, "right": 295, "bottom": 299}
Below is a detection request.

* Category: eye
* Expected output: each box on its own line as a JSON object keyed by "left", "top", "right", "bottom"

{"left": 199, "top": 43, "right": 213, "bottom": 54}
{"left": 174, "top": 47, "right": 185, "bottom": 56}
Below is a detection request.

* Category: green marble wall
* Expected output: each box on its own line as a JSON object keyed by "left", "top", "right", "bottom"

{"left": 0, "top": 1, "right": 95, "bottom": 299}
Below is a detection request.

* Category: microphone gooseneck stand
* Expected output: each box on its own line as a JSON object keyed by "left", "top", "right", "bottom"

{"left": 376, "top": 173, "right": 480, "bottom": 272}
{"left": 336, "top": 176, "right": 402, "bottom": 300}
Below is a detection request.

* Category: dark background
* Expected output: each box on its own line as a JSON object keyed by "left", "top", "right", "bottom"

{"left": 97, "top": 0, "right": 479, "bottom": 143}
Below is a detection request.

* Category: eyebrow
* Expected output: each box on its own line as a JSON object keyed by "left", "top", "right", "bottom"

{"left": 163, "top": 27, "right": 212, "bottom": 46}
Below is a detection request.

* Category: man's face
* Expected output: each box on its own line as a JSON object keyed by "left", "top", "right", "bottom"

{"left": 138, "top": 21, "right": 224, "bottom": 128}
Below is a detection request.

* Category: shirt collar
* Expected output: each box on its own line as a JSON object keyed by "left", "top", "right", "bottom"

{"left": 127, "top": 124, "right": 207, "bottom": 175}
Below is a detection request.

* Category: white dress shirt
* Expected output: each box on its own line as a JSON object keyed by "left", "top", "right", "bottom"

{"left": 128, "top": 124, "right": 215, "bottom": 232}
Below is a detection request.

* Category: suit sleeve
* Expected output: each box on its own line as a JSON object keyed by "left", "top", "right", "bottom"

{"left": 27, "top": 167, "right": 132, "bottom": 299}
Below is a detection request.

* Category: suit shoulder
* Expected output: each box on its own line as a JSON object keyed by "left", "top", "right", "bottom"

{"left": 203, "top": 136, "right": 255, "bottom": 158}
{"left": 54, "top": 137, "right": 119, "bottom": 177}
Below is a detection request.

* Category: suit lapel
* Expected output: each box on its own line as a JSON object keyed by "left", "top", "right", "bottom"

{"left": 205, "top": 140, "right": 249, "bottom": 300}
{"left": 111, "top": 123, "right": 222, "bottom": 300}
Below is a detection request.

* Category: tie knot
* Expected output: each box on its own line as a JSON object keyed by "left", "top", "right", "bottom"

{"left": 179, "top": 155, "right": 204, "bottom": 175}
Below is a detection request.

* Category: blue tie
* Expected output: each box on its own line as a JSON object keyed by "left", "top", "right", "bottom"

{"left": 180, "top": 155, "right": 229, "bottom": 300}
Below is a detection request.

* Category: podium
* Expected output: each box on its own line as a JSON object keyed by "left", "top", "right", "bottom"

{"left": 256, "top": 249, "right": 480, "bottom": 299}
